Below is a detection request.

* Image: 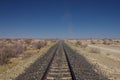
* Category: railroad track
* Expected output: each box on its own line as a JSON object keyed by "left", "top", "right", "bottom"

{"left": 41, "top": 42, "right": 76, "bottom": 80}
{"left": 15, "top": 41, "right": 108, "bottom": 80}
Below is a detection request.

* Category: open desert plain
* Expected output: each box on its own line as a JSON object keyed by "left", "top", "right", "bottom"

{"left": 0, "top": 39, "right": 120, "bottom": 80}
{"left": 0, "top": 39, "right": 57, "bottom": 80}
{"left": 66, "top": 39, "right": 120, "bottom": 80}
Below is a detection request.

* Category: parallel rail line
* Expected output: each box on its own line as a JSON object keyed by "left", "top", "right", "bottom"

{"left": 15, "top": 41, "right": 108, "bottom": 80}
{"left": 41, "top": 43, "right": 76, "bottom": 80}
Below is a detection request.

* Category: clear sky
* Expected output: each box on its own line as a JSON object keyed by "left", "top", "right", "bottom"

{"left": 0, "top": 0, "right": 120, "bottom": 38}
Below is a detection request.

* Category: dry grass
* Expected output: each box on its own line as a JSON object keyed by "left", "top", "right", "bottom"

{"left": 89, "top": 48, "right": 101, "bottom": 53}
{"left": 67, "top": 39, "right": 120, "bottom": 80}
{"left": 0, "top": 44, "right": 26, "bottom": 65}
{"left": 75, "top": 41, "right": 88, "bottom": 48}
{"left": 32, "top": 40, "right": 47, "bottom": 49}
{"left": 0, "top": 59, "right": 19, "bottom": 73}
{"left": 0, "top": 39, "right": 56, "bottom": 79}
{"left": 0, "top": 39, "right": 55, "bottom": 65}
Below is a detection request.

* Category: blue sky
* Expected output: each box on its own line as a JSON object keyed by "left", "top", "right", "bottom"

{"left": 0, "top": 0, "right": 120, "bottom": 38}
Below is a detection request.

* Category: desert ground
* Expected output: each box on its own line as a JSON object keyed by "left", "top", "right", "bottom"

{"left": 66, "top": 39, "right": 120, "bottom": 80}
{"left": 0, "top": 39, "right": 57, "bottom": 79}
{"left": 0, "top": 39, "right": 120, "bottom": 80}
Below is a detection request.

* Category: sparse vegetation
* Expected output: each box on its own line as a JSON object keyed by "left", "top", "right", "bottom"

{"left": 0, "top": 39, "right": 49, "bottom": 65}
{"left": 106, "top": 53, "right": 110, "bottom": 56}
{"left": 102, "top": 39, "right": 111, "bottom": 45}
{"left": 91, "top": 40, "right": 96, "bottom": 44}
{"left": 67, "top": 39, "right": 120, "bottom": 80}
{"left": 75, "top": 41, "right": 88, "bottom": 48}
{"left": 89, "top": 48, "right": 101, "bottom": 53}
{"left": 32, "top": 41, "right": 47, "bottom": 49}
{"left": 81, "top": 44, "right": 88, "bottom": 48}
{"left": 0, "top": 43, "right": 26, "bottom": 65}
{"left": 24, "top": 39, "right": 32, "bottom": 45}
{"left": 76, "top": 41, "right": 82, "bottom": 46}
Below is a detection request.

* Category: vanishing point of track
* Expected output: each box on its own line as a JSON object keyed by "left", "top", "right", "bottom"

{"left": 15, "top": 41, "right": 108, "bottom": 80}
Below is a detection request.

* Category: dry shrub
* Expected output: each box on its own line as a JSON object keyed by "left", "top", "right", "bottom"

{"left": 0, "top": 39, "right": 48, "bottom": 65}
{"left": 102, "top": 40, "right": 110, "bottom": 45}
{"left": 81, "top": 44, "right": 88, "bottom": 48}
{"left": 115, "top": 40, "right": 120, "bottom": 43}
{"left": 75, "top": 41, "right": 88, "bottom": 48}
{"left": 0, "top": 42, "right": 26, "bottom": 65}
{"left": 13, "top": 43, "right": 26, "bottom": 55}
{"left": 24, "top": 39, "right": 32, "bottom": 45}
{"left": 91, "top": 40, "right": 96, "bottom": 44}
{"left": 0, "top": 42, "right": 5, "bottom": 49}
{"left": 90, "top": 48, "right": 101, "bottom": 53}
{"left": 106, "top": 53, "right": 110, "bottom": 56}
{"left": 76, "top": 41, "right": 82, "bottom": 45}
{"left": 32, "top": 41, "right": 47, "bottom": 49}
{"left": 102, "top": 39, "right": 113, "bottom": 45}
{"left": 0, "top": 47, "right": 13, "bottom": 65}
{"left": 21, "top": 51, "right": 34, "bottom": 58}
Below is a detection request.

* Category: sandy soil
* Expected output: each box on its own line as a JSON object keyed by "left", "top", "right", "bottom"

{"left": 66, "top": 40, "right": 120, "bottom": 80}
{"left": 0, "top": 42, "right": 56, "bottom": 80}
